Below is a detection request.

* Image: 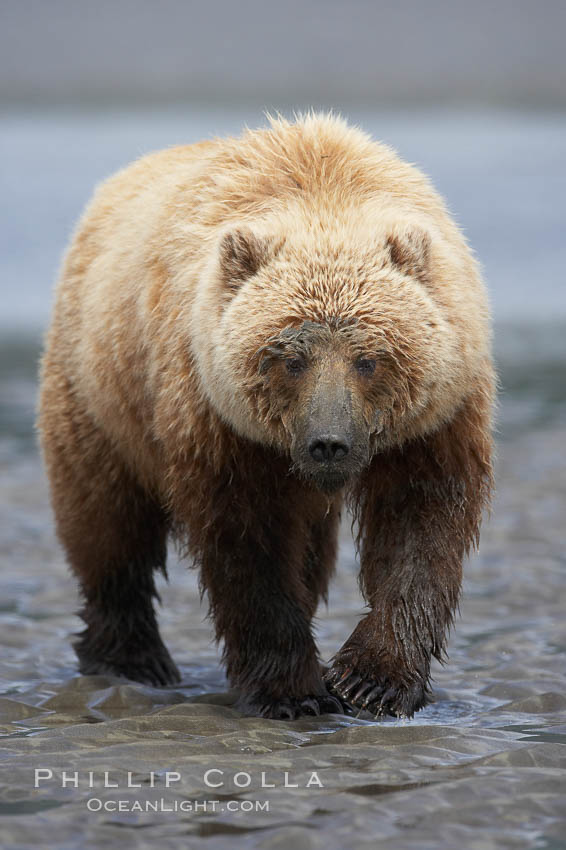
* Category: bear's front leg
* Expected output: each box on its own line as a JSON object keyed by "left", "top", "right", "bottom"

{"left": 326, "top": 392, "right": 493, "bottom": 718}
{"left": 178, "top": 447, "right": 344, "bottom": 720}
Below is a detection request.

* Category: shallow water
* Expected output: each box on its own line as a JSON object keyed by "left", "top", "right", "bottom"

{"left": 0, "top": 324, "right": 565, "bottom": 849}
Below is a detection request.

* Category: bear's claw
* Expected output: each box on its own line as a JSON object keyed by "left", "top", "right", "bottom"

{"left": 324, "top": 662, "right": 429, "bottom": 719}
{"left": 236, "top": 691, "right": 347, "bottom": 720}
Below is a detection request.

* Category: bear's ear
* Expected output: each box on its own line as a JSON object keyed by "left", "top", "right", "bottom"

{"left": 219, "top": 228, "right": 282, "bottom": 291}
{"left": 386, "top": 226, "right": 431, "bottom": 283}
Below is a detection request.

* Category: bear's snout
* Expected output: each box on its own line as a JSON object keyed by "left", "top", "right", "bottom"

{"left": 291, "top": 421, "right": 368, "bottom": 494}
{"left": 287, "top": 358, "right": 372, "bottom": 492}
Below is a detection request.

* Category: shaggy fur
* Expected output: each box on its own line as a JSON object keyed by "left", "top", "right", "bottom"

{"left": 38, "top": 113, "right": 494, "bottom": 719}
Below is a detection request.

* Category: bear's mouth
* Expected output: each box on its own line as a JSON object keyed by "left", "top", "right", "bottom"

{"left": 290, "top": 444, "right": 369, "bottom": 493}
{"left": 310, "top": 466, "right": 352, "bottom": 494}
{"left": 289, "top": 459, "right": 352, "bottom": 493}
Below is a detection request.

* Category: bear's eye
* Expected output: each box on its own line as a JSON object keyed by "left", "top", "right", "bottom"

{"left": 285, "top": 357, "right": 307, "bottom": 376}
{"left": 355, "top": 357, "right": 377, "bottom": 377}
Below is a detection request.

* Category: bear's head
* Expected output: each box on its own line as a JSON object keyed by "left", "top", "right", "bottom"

{"left": 192, "top": 219, "right": 465, "bottom": 494}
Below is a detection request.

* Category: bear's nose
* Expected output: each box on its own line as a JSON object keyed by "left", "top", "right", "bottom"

{"left": 309, "top": 436, "right": 350, "bottom": 463}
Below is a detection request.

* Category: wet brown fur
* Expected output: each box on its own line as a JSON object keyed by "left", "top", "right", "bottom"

{"left": 38, "top": 113, "right": 494, "bottom": 718}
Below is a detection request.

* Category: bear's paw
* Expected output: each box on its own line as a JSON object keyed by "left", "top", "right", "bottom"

{"left": 324, "top": 661, "right": 430, "bottom": 719}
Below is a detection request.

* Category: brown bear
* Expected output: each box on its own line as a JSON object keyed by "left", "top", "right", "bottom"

{"left": 38, "top": 113, "right": 494, "bottom": 720}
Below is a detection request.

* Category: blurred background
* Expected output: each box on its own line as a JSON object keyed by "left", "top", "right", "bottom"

{"left": 1, "top": 0, "right": 566, "bottom": 330}
{"left": 1, "top": 3, "right": 566, "bottom": 846}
